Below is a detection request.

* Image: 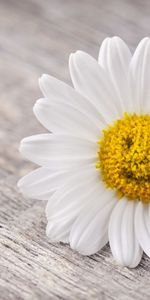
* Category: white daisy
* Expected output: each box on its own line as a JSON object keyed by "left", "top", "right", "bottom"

{"left": 18, "top": 37, "right": 150, "bottom": 268}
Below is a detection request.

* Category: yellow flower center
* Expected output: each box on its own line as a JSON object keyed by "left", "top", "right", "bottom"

{"left": 96, "top": 113, "right": 150, "bottom": 203}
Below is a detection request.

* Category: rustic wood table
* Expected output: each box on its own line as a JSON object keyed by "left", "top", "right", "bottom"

{"left": 0, "top": 0, "right": 150, "bottom": 299}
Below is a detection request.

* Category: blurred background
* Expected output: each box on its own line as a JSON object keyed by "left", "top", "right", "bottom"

{"left": 1, "top": 0, "right": 150, "bottom": 299}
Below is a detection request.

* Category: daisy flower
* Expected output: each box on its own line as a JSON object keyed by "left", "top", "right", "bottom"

{"left": 18, "top": 37, "right": 150, "bottom": 268}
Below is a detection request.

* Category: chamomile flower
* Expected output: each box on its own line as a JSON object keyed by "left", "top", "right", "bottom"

{"left": 18, "top": 37, "right": 150, "bottom": 268}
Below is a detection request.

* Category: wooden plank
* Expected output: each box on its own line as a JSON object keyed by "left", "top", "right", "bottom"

{"left": 0, "top": 0, "right": 150, "bottom": 299}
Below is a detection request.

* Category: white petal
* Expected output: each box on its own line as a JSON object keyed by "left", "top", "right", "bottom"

{"left": 98, "top": 36, "right": 132, "bottom": 112}
{"left": 46, "top": 166, "right": 104, "bottom": 243}
{"left": 129, "top": 37, "right": 150, "bottom": 113}
{"left": 20, "top": 134, "right": 97, "bottom": 169}
{"left": 18, "top": 167, "right": 71, "bottom": 200}
{"left": 69, "top": 189, "right": 116, "bottom": 255}
{"left": 46, "top": 165, "right": 103, "bottom": 219}
{"left": 135, "top": 202, "right": 150, "bottom": 257}
{"left": 33, "top": 98, "right": 101, "bottom": 141}
{"left": 39, "top": 74, "right": 105, "bottom": 129}
{"left": 109, "top": 198, "right": 142, "bottom": 268}
{"left": 46, "top": 218, "right": 72, "bottom": 243}
{"left": 69, "top": 51, "right": 121, "bottom": 124}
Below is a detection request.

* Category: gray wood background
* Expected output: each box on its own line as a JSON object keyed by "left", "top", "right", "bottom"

{"left": 0, "top": 0, "right": 150, "bottom": 299}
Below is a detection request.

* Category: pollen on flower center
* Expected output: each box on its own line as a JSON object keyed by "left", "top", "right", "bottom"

{"left": 96, "top": 113, "right": 150, "bottom": 203}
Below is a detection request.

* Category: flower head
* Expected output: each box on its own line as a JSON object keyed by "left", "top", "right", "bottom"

{"left": 18, "top": 37, "right": 150, "bottom": 268}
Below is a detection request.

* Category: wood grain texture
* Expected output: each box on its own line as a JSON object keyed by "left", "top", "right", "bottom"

{"left": 1, "top": 0, "right": 150, "bottom": 299}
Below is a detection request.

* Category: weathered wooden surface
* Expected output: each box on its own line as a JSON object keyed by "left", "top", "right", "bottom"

{"left": 1, "top": 0, "right": 150, "bottom": 299}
